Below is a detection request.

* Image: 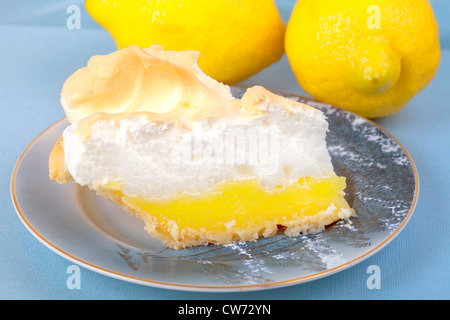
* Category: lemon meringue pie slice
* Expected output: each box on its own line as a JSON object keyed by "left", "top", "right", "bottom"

{"left": 49, "top": 45, "right": 355, "bottom": 249}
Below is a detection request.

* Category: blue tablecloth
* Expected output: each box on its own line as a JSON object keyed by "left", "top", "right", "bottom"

{"left": 1, "top": 0, "right": 448, "bottom": 299}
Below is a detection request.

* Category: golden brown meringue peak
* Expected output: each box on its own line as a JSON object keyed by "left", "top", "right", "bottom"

{"left": 60, "top": 45, "right": 244, "bottom": 125}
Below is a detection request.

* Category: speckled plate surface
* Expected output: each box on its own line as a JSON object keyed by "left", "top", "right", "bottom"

{"left": 11, "top": 88, "right": 418, "bottom": 292}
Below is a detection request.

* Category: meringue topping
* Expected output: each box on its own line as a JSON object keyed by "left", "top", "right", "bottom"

{"left": 60, "top": 45, "right": 321, "bottom": 139}
{"left": 61, "top": 45, "right": 243, "bottom": 124}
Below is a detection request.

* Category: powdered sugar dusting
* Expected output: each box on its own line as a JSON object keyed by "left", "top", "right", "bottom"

{"left": 328, "top": 145, "right": 387, "bottom": 169}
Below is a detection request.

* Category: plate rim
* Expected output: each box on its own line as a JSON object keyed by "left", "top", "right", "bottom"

{"left": 10, "top": 90, "right": 419, "bottom": 292}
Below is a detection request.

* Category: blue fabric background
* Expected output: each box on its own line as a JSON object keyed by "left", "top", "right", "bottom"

{"left": 0, "top": 0, "right": 448, "bottom": 299}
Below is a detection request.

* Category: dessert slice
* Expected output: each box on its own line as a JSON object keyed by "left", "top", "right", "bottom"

{"left": 49, "top": 45, "right": 355, "bottom": 249}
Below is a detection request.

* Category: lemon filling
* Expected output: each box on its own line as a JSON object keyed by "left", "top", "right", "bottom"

{"left": 104, "top": 175, "right": 352, "bottom": 243}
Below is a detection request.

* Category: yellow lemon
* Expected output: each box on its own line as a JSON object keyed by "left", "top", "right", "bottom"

{"left": 285, "top": 0, "right": 441, "bottom": 118}
{"left": 85, "top": 0, "right": 286, "bottom": 85}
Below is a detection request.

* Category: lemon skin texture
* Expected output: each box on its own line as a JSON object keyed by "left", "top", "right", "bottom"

{"left": 285, "top": 0, "right": 441, "bottom": 118}
{"left": 86, "top": 0, "right": 286, "bottom": 85}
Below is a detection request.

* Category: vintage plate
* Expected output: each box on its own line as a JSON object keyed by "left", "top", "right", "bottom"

{"left": 11, "top": 88, "right": 418, "bottom": 292}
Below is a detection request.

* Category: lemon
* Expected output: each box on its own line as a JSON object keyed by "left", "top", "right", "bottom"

{"left": 285, "top": 0, "right": 441, "bottom": 118}
{"left": 85, "top": 0, "right": 285, "bottom": 85}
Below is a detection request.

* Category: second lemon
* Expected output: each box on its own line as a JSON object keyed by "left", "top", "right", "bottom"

{"left": 285, "top": 0, "right": 440, "bottom": 118}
